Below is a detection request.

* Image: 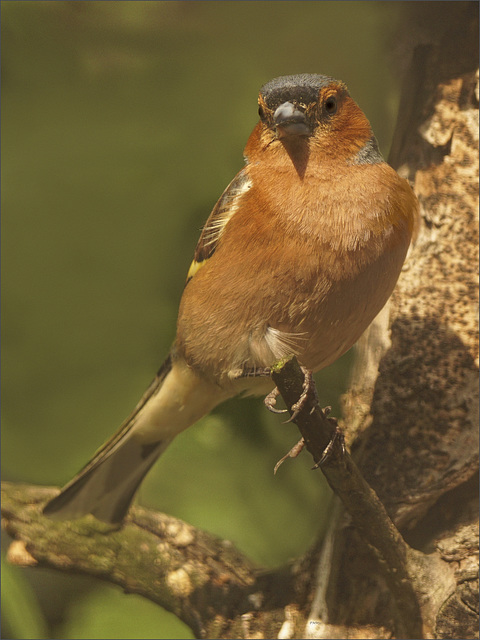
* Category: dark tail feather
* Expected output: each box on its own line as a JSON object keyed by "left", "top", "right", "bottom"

{"left": 43, "top": 437, "right": 172, "bottom": 524}
{"left": 43, "top": 356, "right": 173, "bottom": 525}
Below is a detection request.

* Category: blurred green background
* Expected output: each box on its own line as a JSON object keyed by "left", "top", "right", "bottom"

{"left": 2, "top": 2, "right": 404, "bottom": 638}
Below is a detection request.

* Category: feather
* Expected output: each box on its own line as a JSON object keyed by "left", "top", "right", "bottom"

{"left": 186, "top": 169, "right": 252, "bottom": 282}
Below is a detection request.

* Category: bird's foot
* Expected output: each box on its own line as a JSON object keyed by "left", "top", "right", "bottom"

{"left": 285, "top": 366, "right": 318, "bottom": 423}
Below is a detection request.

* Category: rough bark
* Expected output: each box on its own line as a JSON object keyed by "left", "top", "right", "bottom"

{"left": 3, "top": 3, "right": 478, "bottom": 638}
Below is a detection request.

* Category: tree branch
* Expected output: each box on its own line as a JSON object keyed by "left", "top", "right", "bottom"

{"left": 271, "top": 357, "right": 456, "bottom": 639}
{"left": 1, "top": 482, "right": 299, "bottom": 639}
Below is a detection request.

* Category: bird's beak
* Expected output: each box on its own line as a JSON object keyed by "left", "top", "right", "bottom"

{"left": 273, "top": 101, "right": 311, "bottom": 139}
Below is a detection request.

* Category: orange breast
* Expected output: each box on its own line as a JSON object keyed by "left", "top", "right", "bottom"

{"left": 175, "top": 157, "right": 417, "bottom": 385}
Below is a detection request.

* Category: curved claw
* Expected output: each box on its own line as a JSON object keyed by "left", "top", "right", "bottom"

{"left": 283, "top": 367, "right": 317, "bottom": 423}
{"left": 264, "top": 387, "right": 288, "bottom": 414}
{"left": 311, "top": 426, "right": 345, "bottom": 469}
{"left": 274, "top": 437, "right": 305, "bottom": 474}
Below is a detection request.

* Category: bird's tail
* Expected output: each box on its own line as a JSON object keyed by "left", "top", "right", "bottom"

{"left": 43, "top": 355, "right": 223, "bottom": 525}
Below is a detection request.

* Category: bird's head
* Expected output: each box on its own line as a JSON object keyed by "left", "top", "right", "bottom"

{"left": 245, "top": 74, "right": 378, "bottom": 173}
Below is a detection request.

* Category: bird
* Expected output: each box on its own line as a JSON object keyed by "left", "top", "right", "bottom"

{"left": 43, "top": 73, "right": 418, "bottom": 525}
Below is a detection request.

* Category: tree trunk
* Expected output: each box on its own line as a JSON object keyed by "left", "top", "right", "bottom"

{"left": 319, "top": 3, "right": 479, "bottom": 637}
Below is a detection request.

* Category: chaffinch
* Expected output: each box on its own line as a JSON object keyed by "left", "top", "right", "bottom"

{"left": 44, "top": 74, "right": 418, "bottom": 524}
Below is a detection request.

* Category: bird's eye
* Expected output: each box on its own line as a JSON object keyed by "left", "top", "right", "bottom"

{"left": 324, "top": 96, "right": 337, "bottom": 115}
{"left": 258, "top": 105, "right": 265, "bottom": 119}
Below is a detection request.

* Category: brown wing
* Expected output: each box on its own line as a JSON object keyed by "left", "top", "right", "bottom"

{"left": 186, "top": 168, "right": 252, "bottom": 282}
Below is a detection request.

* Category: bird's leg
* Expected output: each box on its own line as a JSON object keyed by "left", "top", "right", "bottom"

{"left": 274, "top": 437, "right": 305, "bottom": 474}
{"left": 238, "top": 367, "right": 272, "bottom": 378}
